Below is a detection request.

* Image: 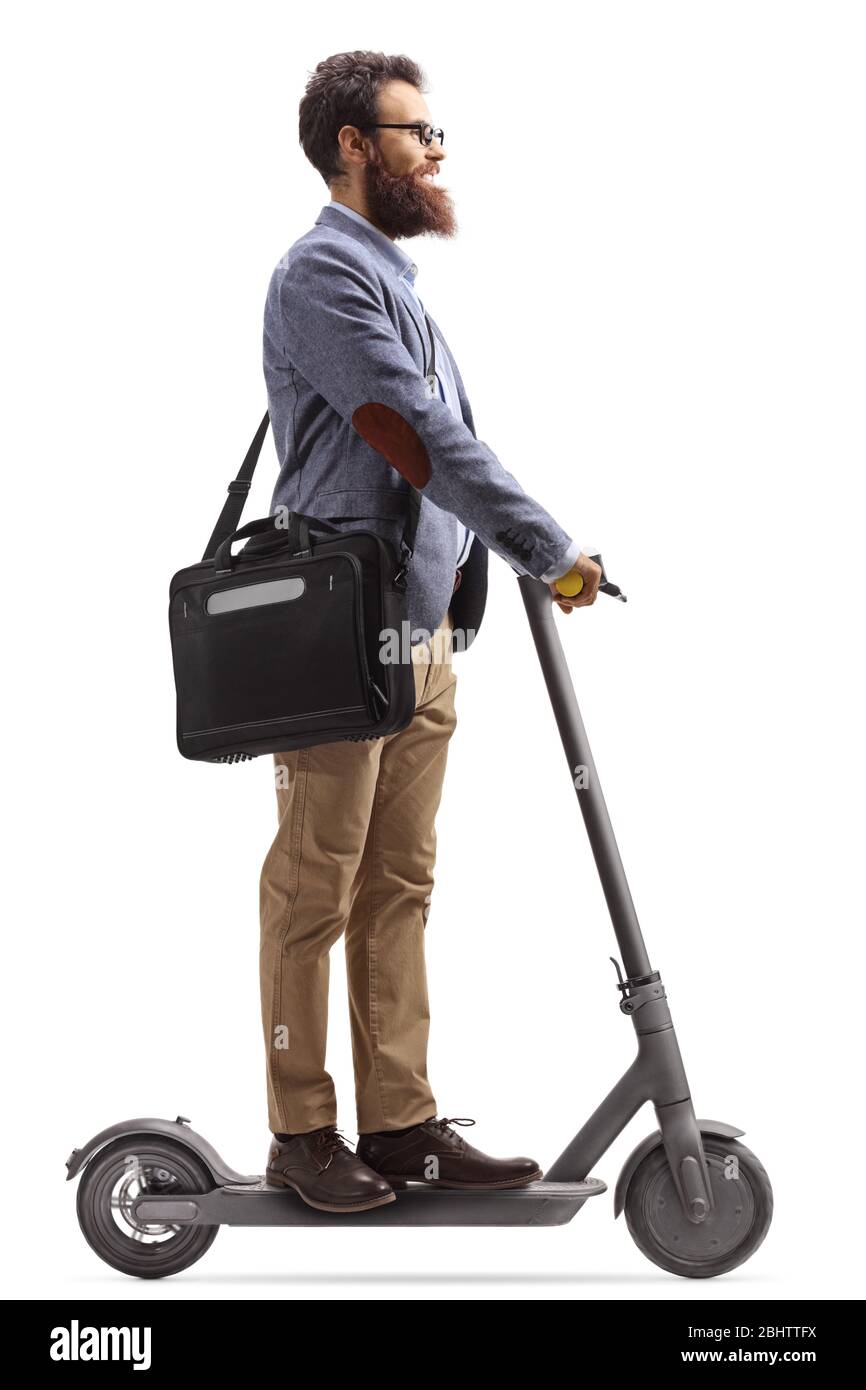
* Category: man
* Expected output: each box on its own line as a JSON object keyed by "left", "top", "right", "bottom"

{"left": 260, "top": 50, "right": 602, "bottom": 1214}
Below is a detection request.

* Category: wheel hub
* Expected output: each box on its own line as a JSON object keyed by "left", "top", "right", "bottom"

{"left": 642, "top": 1151, "right": 756, "bottom": 1263}
{"left": 110, "top": 1159, "right": 182, "bottom": 1244}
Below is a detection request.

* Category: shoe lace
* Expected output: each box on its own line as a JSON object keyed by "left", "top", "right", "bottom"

{"left": 430, "top": 1116, "right": 475, "bottom": 1150}
{"left": 313, "top": 1126, "right": 356, "bottom": 1165}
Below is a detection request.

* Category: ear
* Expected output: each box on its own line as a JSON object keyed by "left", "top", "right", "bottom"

{"left": 352, "top": 403, "right": 432, "bottom": 487}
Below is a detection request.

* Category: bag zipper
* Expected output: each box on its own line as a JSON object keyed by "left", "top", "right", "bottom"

{"left": 341, "top": 550, "right": 389, "bottom": 724}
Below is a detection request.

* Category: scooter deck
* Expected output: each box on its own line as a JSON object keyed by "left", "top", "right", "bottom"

{"left": 133, "top": 1176, "right": 607, "bottom": 1228}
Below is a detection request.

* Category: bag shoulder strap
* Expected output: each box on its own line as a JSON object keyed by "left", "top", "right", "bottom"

{"left": 202, "top": 411, "right": 271, "bottom": 562}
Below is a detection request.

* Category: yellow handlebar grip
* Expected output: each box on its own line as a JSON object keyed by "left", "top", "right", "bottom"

{"left": 554, "top": 571, "right": 584, "bottom": 598}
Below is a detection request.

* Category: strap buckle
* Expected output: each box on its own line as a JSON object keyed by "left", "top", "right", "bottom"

{"left": 227, "top": 480, "right": 251, "bottom": 496}
{"left": 393, "top": 539, "right": 413, "bottom": 589}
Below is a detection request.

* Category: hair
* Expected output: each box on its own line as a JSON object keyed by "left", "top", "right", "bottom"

{"left": 299, "top": 50, "right": 428, "bottom": 188}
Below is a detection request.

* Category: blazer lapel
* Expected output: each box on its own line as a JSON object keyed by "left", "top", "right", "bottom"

{"left": 313, "top": 205, "right": 473, "bottom": 427}
{"left": 315, "top": 203, "right": 430, "bottom": 371}
{"left": 422, "top": 308, "right": 476, "bottom": 435}
{"left": 395, "top": 280, "right": 431, "bottom": 371}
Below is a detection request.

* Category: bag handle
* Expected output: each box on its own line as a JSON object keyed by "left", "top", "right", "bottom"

{"left": 214, "top": 513, "right": 322, "bottom": 575}
{"left": 202, "top": 307, "right": 439, "bottom": 567}
{"left": 212, "top": 516, "right": 290, "bottom": 575}
{"left": 212, "top": 508, "right": 356, "bottom": 575}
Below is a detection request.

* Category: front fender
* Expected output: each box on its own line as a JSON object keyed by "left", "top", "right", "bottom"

{"left": 613, "top": 1119, "right": 745, "bottom": 1218}
{"left": 65, "top": 1116, "right": 259, "bottom": 1186}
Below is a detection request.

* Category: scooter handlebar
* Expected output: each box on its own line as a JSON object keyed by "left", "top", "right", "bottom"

{"left": 552, "top": 552, "right": 627, "bottom": 603}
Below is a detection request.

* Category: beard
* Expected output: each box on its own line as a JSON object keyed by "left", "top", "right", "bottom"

{"left": 363, "top": 147, "right": 458, "bottom": 240}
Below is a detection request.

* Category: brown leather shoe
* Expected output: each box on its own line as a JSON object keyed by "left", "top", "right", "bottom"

{"left": 356, "top": 1116, "right": 543, "bottom": 1190}
{"left": 266, "top": 1126, "right": 396, "bottom": 1213}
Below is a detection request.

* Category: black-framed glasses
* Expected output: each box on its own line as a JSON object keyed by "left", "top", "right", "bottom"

{"left": 365, "top": 122, "right": 445, "bottom": 148}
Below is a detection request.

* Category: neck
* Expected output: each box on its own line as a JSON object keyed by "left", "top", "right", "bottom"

{"left": 330, "top": 191, "right": 395, "bottom": 240}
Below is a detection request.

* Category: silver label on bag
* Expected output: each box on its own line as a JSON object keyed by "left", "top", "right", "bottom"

{"left": 205, "top": 576, "right": 306, "bottom": 615}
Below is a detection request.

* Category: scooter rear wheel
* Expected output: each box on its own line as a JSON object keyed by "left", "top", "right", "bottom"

{"left": 624, "top": 1133, "right": 773, "bottom": 1278}
{"left": 76, "top": 1135, "right": 218, "bottom": 1279}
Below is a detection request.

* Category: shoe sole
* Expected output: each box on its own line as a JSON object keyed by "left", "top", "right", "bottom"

{"left": 387, "top": 1169, "right": 544, "bottom": 1191}
{"left": 265, "top": 1170, "right": 397, "bottom": 1213}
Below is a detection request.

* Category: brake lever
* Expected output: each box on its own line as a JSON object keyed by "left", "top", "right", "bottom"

{"left": 587, "top": 552, "right": 627, "bottom": 602}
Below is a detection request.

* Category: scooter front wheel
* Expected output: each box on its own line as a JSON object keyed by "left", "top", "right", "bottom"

{"left": 624, "top": 1133, "right": 773, "bottom": 1278}
{"left": 76, "top": 1135, "right": 219, "bottom": 1279}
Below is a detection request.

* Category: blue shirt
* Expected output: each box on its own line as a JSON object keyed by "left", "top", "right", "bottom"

{"left": 328, "top": 200, "right": 474, "bottom": 568}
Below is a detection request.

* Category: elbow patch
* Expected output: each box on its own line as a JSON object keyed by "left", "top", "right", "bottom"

{"left": 351, "top": 402, "right": 431, "bottom": 487}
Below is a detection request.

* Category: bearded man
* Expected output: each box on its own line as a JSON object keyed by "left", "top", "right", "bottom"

{"left": 260, "top": 49, "right": 601, "bottom": 1213}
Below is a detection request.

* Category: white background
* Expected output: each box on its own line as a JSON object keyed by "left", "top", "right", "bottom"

{"left": 2, "top": 0, "right": 864, "bottom": 1302}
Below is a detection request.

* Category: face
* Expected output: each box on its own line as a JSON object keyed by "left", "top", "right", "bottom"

{"left": 339, "top": 79, "right": 457, "bottom": 240}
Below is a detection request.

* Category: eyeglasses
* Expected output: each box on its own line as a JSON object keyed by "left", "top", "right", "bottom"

{"left": 365, "top": 122, "right": 445, "bottom": 148}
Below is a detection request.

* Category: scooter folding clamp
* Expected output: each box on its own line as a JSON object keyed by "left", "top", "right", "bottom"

{"left": 618, "top": 979, "right": 667, "bottom": 1015}
{"left": 610, "top": 957, "right": 666, "bottom": 1013}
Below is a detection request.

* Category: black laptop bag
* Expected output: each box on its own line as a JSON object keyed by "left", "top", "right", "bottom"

{"left": 168, "top": 412, "right": 420, "bottom": 763}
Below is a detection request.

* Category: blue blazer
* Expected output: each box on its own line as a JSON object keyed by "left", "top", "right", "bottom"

{"left": 263, "top": 202, "right": 575, "bottom": 644}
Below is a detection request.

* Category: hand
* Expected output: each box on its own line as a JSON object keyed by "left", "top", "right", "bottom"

{"left": 549, "top": 552, "right": 602, "bottom": 613}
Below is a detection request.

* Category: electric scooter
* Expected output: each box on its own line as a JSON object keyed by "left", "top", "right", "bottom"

{"left": 66, "top": 559, "right": 773, "bottom": 1280}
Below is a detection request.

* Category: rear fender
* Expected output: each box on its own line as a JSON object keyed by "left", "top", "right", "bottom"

{"left": 65, "top": 1116, "right": 258, "bottom": 1185}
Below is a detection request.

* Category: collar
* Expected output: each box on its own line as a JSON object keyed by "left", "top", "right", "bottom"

{"left": 317, "top": 201, "right": 420, "bottom": 289}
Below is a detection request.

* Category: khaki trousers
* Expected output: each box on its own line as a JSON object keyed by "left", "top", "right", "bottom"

{"left": 259, "top": 612, "right": 457, "bottom": 1135}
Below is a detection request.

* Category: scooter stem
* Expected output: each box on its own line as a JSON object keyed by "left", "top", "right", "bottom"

{"left": 517, "top": 575, "right": 650, "bottom": 981}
